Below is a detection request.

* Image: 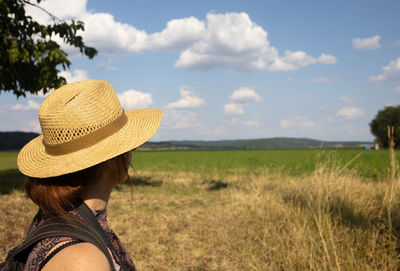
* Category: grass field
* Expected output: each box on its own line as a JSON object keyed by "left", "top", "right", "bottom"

{"left": 0, "top": 152, "right": 17, "bottom": 171}
{"left": 0, "top": 148, "right": 397, "bottom": 180}
{"left": 1, "top": 148, "right": 400, "bottom": 270}
{"left": 133, "top": 148, "right": 396, "bottom": 180}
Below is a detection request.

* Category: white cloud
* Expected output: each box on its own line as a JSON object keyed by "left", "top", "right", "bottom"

{"left": 161, "top": 89, "right": 205, "bottom": 131}
{"left": 269, "top": 52, "right": 337, "bottom": 72}
{"left": 230, "top": 87, "right": 262, "bottom": 103}
{"left": 146, "top": 17, "right": 206, "bottom": 51}
{"left": 165, "top": 88, "right": 205, "bottom": 109}
{"left": 336, "top": 107, "right": 364, "bottom": 119}
{"left": 269, "top": 50, "right": 316, "bottom": 71}
{"left": 338, "top": 96, "right": 352, "bottom": 102}
{"left": 26, "top": 2, "right": 336, "bottom": 72}
{"left": 174, "top": 12, "right": 281, "bottom": 71}
{"left": 25, "top": 0, "right": 147, "bottom": 55}
{"left": 59, "top": 69, "right": 89, "bottom": 83}
{"left": 395, "top": 86, "right": 400, "bottom": 93}
{"left": 230, "top": 118, "right": 259, "bottom": 126}
{"left": 163, "top": 110, "right": 198, "bottom": 129}
{"left": 11, "top": 100, "right": 39, "bottom": 111}
{"left": 26, "top": 90, "right": 48, "bottom": 98}
{"left": 224, "top": 87, "right": 262, "bottom": 115}
{"left": 224, "top": 103, "right": 245, "bottom": 115}
{"left": 117, "top": 89, "right": 153, "bottom": 109}
{"left": 370, "top": 57, "right": 400, "bottom": 82}
{"left": 352, "top": 35, "right": 381, "bottom": 50}
{"left": 280, "top": 116, "right": 317, "bottom": 129}
{"left": 24, "top": 0, "right": 87, "bottom": 24}
{"left": 81, "top": 12, "right": 148, "bottom": 54}
{"left": 27, "top": 120, "right": 41, "bottom": 133}
{"left": 307, "top": 77, "right": 339, "bottom": 83}
{"left": 317, "top": 54, "right": 338, "bottom": 64}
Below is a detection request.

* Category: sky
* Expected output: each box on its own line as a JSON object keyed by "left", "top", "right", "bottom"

{"left": 0, "top": 0, "right": 399, "bottom": 142}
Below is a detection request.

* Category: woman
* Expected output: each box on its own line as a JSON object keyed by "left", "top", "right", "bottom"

{"left": 17, "top": 80, "right": 163, "bottom": 271}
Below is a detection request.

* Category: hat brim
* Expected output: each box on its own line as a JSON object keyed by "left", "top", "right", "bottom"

{"left": 17, "top": 108, "right": 162, "bottom": 178}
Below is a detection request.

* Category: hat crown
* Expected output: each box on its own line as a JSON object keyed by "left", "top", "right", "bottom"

{"left": 39, "top": 80, "right": 123, "bottom": 146}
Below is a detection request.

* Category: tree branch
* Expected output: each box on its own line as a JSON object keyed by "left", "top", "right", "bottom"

{"left": 20, "top": 0, "right": 61, "bottom": 22}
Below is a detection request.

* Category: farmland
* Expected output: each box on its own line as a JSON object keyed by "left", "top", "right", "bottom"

{"left": 133, "top": 148, "right": 395, "bottom": 180}
{"left": 1, "top": 148, "right": 400, "bottom": 270}
{"left": 0, "top": 148, "right": 396, "bottom": 181}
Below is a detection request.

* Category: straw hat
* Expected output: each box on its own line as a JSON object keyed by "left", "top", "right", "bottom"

{"left": 17, "top": 80, "right": 162, "bottom": 178}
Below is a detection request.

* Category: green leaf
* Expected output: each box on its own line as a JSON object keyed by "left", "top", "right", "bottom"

{"left": 0, "top": 0, "right": 98, "bottom": 97}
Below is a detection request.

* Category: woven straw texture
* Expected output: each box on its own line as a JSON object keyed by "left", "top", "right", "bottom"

{"left": 17, "top": 80, "right": 162, "bottom": 178}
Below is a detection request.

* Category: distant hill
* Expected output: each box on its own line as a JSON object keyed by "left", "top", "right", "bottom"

{"left": 0, "top": 131, "right": 39, "bottom": 151}
{"left": 139, "top": 137, "right": 372, "bottom": 150}
{"left": 0, "top": 132, "right": 372, "bottom": 151}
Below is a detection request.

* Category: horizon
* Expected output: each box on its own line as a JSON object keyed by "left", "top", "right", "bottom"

{"left": 0, "top": 0, "right": 399, "bottom": 142}
{"left": 0, "top": 131, "right": 373, "bottom": 143}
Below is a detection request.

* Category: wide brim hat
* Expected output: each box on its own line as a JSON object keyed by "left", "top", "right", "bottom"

{"left": 17, "top": 80, "right": 162, "bottom": 178}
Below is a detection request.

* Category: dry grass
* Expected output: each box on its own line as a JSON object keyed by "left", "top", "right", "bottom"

{"left": 1, "top": 157, "right": 400, "bottom": 270}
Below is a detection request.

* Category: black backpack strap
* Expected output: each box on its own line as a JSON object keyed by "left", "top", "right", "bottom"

{"left": 76, "top": 202, "right": 128, "bottom": 271}
{"left": 8, "top": 216, "right": 116, "bottom": 271}
{"left": 25, "top": 211, "right": 41, "bottom": 236}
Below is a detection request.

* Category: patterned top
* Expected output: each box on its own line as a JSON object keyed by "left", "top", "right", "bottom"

{"left": 24, "top": 208, "right": 136, "bottom": 271}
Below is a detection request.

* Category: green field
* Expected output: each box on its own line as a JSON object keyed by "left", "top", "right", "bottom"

{"left": 132, "top": 148, "right": 396, "bottom": 180}
{"left": 0, "top": 148, "right": 397, "bottom": 183}
{"left": 0, "top": 152, "right": 18, "bottom": 171}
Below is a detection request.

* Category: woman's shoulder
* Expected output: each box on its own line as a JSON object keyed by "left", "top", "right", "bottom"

{"left": 25, "top": 236, "right": 75, "bottom": 270}
{"left": 25, "top": 209, "right": 112, "bottom": 271}
{"left": 41, "top": 242, "right": 112, "bottom": 271}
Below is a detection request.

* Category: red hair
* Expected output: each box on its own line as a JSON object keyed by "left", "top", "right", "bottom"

{"left": 24, "top": 152, "right": 131, "bottom": 216}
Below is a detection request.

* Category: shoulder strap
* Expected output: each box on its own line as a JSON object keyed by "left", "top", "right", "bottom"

{"left": 76, "top": 202, "right": 128, "bottom": 271}
{"left": 7, "top": 215, "right": 116, "bottom": 271}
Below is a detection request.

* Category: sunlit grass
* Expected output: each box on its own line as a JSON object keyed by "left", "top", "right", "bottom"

{"left": 1, "top": 148, "right": 399, "bottom": 270}
{"left": 1, "top": 165, "right": 400, "bottom": 269}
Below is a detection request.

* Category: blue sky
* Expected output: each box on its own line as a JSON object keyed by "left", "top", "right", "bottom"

{"left": 1, "top": 0, "right": 399, "bottom": 141}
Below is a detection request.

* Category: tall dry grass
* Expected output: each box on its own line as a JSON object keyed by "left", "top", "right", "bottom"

{"left": 1, "top": 144, "right": 400, "bottom": 270}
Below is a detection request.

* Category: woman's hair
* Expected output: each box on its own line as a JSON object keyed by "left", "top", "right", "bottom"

{"left": 25, "top": 151, "right": 131, "bottom": 217}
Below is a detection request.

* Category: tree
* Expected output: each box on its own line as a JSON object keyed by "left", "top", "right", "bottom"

{"left": 370, "top": 105, "right": 400, "bottom": 148}
{"left": 0, "top": 0, "right": 97, "bottom": 97}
